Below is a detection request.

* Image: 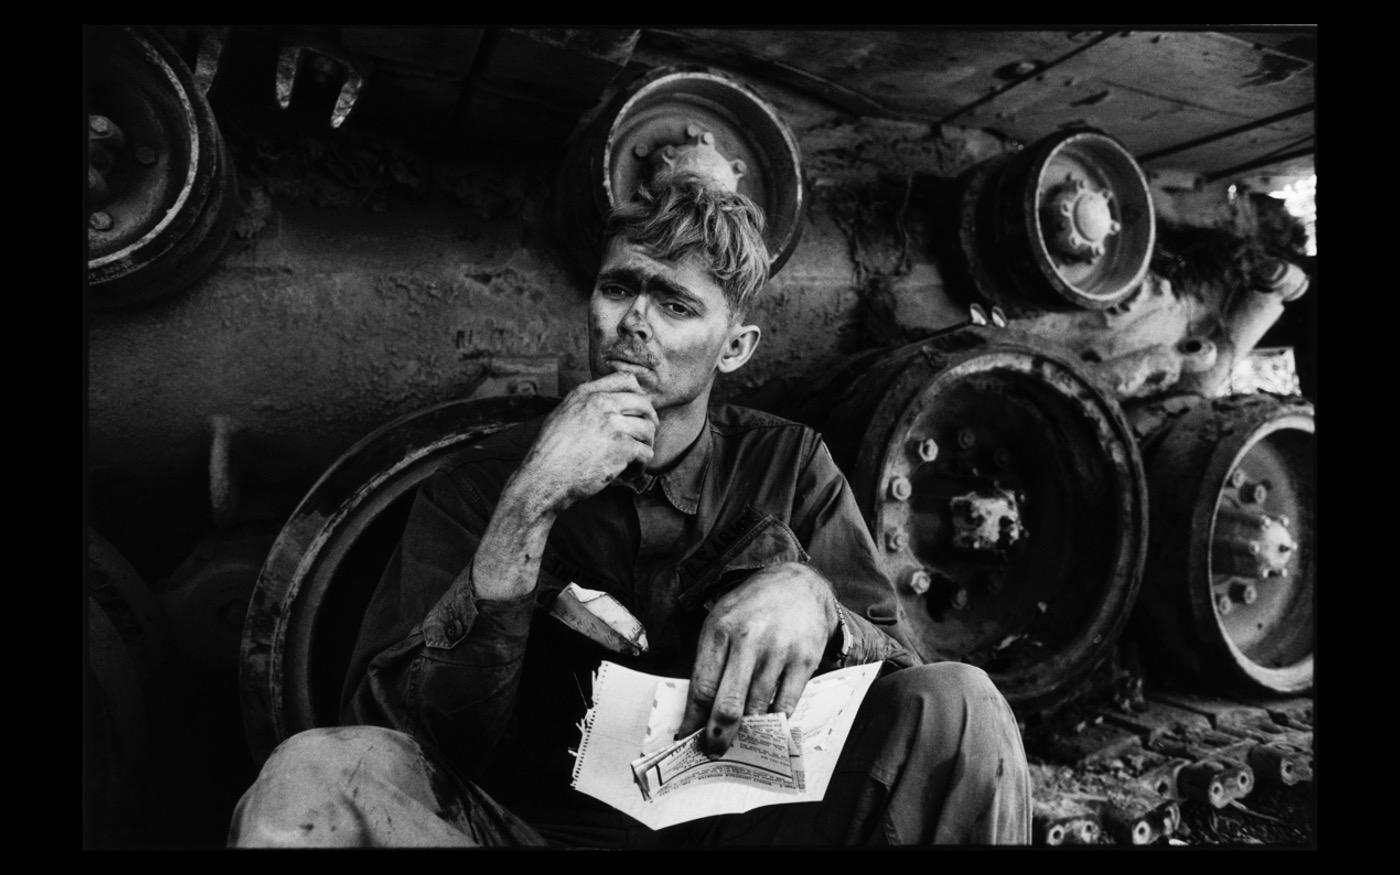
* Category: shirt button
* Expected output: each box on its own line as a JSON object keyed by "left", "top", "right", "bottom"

{"left": 444, "top": 619, "right": 461, "bottom": 639}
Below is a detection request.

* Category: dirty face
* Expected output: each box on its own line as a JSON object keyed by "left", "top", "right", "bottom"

{"left": 588, "top": 238, "right": 755, "bottom": 413}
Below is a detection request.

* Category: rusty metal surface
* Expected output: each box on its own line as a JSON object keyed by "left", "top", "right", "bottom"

{"left": 654, "top": 29, "right": 1314, "bottom": 184}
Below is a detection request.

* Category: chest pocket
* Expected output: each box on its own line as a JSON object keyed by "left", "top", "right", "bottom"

{"left": 675, "top": 505, "right": 810, "bottom": 613}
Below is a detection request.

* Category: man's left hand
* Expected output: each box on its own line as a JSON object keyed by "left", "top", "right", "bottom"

{"left": 677, "top": 562, "right": 839, "bottom": 756}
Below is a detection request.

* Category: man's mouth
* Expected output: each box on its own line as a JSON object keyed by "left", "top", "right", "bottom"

{"left": 604, "top": 352, "right": 654, "bottom": 372}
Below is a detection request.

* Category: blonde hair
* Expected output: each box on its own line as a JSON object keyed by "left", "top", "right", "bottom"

{"left": 605, "top": 175, "right": 770, "bottom": 321}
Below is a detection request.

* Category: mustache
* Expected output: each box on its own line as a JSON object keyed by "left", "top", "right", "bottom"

{"left": 602, "top": 343, "right": 657, "bottom": 367}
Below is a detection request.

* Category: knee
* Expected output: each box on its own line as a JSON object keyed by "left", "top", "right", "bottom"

{"left": 231, "top": 725, "right": 423, "bottom": 847}
{"left": 887, "top": 661, "right": 1005, "bottom": 711}
{"left": 882, "top": 663, "right": 1022, "bottom": 747}
{"left": 264, "top": 725, "right": 414, "bottom": 771}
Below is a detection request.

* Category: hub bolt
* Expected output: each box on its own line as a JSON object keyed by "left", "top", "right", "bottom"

{"left": 633, "top": 142, "right": 651, "bottom": 159}
{"left": 885, "top": 529, "right": 908, "bottom": 551}
{"left": 888, "top": 475, "right": 912, "bottom": 501}
{"left": 1230, "top": 582, "right": 1258, "bottom": 605}
{"left": 906, "top": 569, "right": 932, "bottom": 595}
{"left": 1216, "top": 594, "right": 1233, "bottom": 616}
{"left": 1229, "top": 470, "right": 1247, "bottom": 488}
{"left": 916, "top": 438, "right": 940, "bottom": 463}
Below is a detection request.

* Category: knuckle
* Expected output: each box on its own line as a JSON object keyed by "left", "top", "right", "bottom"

{"left": 712, "top": 698, "right": 744, "bottom": 724}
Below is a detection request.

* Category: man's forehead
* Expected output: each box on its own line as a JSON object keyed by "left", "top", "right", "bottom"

{"left": 599, "top": 238, "right": 723, "bottom": 299}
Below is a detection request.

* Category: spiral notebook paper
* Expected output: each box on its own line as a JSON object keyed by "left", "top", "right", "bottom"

{"left": 570, "top": 661, "right": 881, "bottom": 830}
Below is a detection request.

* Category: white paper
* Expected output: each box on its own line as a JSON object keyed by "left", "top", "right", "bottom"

{"left": 570, "top": 661, "right": 881, "bottom": 830}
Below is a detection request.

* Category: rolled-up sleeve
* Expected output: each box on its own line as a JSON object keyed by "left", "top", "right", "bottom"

{"left": 792, "top": 438, "right": 923, "bottom": 670}
{"left": 340, "top": 465, "right": 536, "bottom": 777}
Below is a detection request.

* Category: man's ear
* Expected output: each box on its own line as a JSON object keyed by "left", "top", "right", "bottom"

{"left": 716, "top": 323, "right": 761, "bottom": 374}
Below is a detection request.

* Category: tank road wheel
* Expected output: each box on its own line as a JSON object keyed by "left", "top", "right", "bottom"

{"left": 1134, "top": 393, "right": 1315, "bottom": 695}
{"left": 556, "top": 66, "right": 805, "bottom": 281}
{"left": 86, "top": 530, "right": 171, "bottom": 846}
{"left": 817, "top": 328, "right": 1147, "bottom": 711}
{"left": 239, "top": 395, "right": 556, "bottom": 764}
{"left": 86, "top": 25, "right": 237, "bottom": 311}
{"left": 959, "top": 128, "right": 1154, "bottom": 313}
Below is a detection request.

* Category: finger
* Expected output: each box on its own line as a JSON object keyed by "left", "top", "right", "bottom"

{"left": 612, "top": 412, "right": 656, "bottom": 445}
{"left": 677, "top": 625, "right": 728, "bottom": 740}
{"left": 770, "top": 656, "right": 818, "bottom": 718}
{"left": 703, "top": 643, "right": 759, "bottom": 757}
{"left": 744, "top": 655, "right": 784, "bottom": 717}
{"left": 609, "top": 392, "right": 658, "bottom": 425}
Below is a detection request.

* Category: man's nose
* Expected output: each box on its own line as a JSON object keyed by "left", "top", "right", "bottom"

{"left": 619, "top": 295, "right": 653, "bottom": 340}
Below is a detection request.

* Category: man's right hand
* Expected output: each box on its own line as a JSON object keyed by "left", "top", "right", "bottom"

{"left": 512, "top": 372, "right": 658, "bottom": 514}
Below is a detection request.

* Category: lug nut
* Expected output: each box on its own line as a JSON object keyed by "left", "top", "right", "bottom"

{"left": 969, "top": 303, "right": 989, "bottom": 325}
{"left": 89, "top": 211, "right": 113, "bottom": 231}
{"left": 885, "top": 529, "right": 908, "bottom": 551}
{"left": 906, "top": 569, "right": 932, "bottom": 595}
{"left": 1229, "top": 470, "right": 1247, "bottom": 488}
{"left": 1216, "top": 594, "right": 1233, "bottom": 616}
{"left": 951, "top": 588, "right": 969, "bottom": 610}
{"left": 89, "top": 115, "right": 110, "bottom": 135}
{"left": 1240, "top": 482, "right": 1268, "bottom": 504}
{"left": 135, "top": 146, "right": 157, "bottom": 166}
{"left": 916, "top": 438, "right": 940, "bottom": 463}
{"left": 731, "top": 159, "right": 747, "bottom": 177}
{"left": 957, "top": 428, "right": 976, "bottom": 450}
{"left": 686, "top": 122, "right": 701, "bottom": 139}
{"left": 888, "top": 475, "right": 912, "bottom": 501}
{"left": 633, "top": 142, "right": 651, "bottom": 159}
{"left": 990, "top": 306, "right": 1008, "bottom": 327}
{"left": 1230, "top": 582, "right": 1258, "bottom": 605}
{"left": 701, "top": 131, "right": 714, "bottom": 145}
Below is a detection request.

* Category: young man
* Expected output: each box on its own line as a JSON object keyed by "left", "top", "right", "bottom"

{"left": 230, "top": 177, "right": 1030, "bottom": 847}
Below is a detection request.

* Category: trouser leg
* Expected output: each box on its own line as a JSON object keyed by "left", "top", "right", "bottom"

{"left": 228, "top": 725, "right": 547, "bottom": 847}
{"left": 670, "top": 662, "right": 1032, "bottom": 846}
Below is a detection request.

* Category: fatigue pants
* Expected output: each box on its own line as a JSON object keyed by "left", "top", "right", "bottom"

{"left": 230, "top": 662, "right": 1031, "bottom": 847}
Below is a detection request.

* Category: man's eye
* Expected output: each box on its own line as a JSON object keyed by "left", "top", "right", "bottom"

{"left": 663, "top": 301, "right": 693, "bottom": 317}
{"left": 600, "top": 284, "right": 631, "bottom": 298}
